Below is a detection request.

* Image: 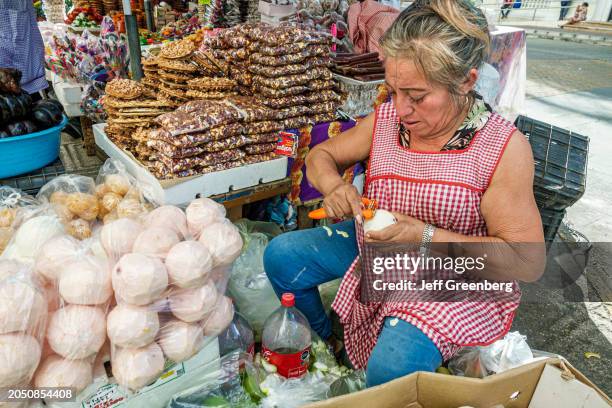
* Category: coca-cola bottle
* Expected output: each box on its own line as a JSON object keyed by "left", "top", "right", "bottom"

{"left": 219, "top": 309, "right": 255, "bottom": 357}
{"left": 261, "top": 293, "right": 312, "bottom": 378}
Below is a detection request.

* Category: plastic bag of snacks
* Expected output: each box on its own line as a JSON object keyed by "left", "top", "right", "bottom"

{"left": 103, "top": 197, "right": 243, "bottom": 392}
{"left": 36, "top": 174, "right": 100, "bottom": 240}
{"left": 32, "top": 236, "right": 113, "bottom": 398}
{"left": 0, "top": 187, "right": 41, "bottom": 255}
{"left": 0, "top": 260, "right": 48, "bottom": 401}
{"left": 95, "top": 159, "right": 154, "bottom": 224}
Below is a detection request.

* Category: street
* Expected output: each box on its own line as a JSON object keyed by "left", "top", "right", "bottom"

{"left": 512, "top": 38, "right": 612, "bottom": 395}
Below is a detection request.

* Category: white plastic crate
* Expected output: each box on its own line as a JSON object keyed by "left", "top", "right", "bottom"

{"left": 333, "top": 73, "right": 384, "bottom": 119}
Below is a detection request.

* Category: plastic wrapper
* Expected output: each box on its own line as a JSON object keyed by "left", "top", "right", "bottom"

{"left": 245, "top": 152, "right": 279, "bottom": 164}
{"left": 158, "top": 149, "right": 247, "bottom": 173}
{"left": 156, "top": 100, "right": 243, "bottom": 137}
{"left": 246, "top": 132, "right": 280, "bottom": 145}
{"left": 244, "top": 143, "right": 278, "bottom": 155}
{"left": 166, "top": 351, "right": 258, "bottom": 408}
{"left": 224, "top": 96, "right": 280, "bottom": 122}
{"left": 148, "top": 123, "right": 246, "bottom": 148}
{"left": 252, "top": 68, "right": 332, "bottom": 90}
{"left": 103, "top": 201, "right": 241, "bottom": 392}
{"left": 253, "top": 84, "right": 311, "bottom": 98}
{"left": 248, "top": 57, "right": 329, "bottom": 78}
{"left": 257, "top": 42, "right": 330, "bottom": 57}
{"left": 448, "top": 331, "right": 534, "bottom": 378}
{"left": 258, "top": 90, "right": 342, "bottom": 109}
{"left": 247, "top": 25, "right": 332, "bottom": 47}
{"left": 186, "top": 77, "right": 237, "bottom": 91}
{"left": 228, "top": 221, "right": 282, "bottom": 340}
{"left": 0, "top": 261, "right": 47, "bottom": 394}
{"left": 246, "top": 121, "right": 287, "bottom": 134}
{"left": 95, "top": 159, "right": 152, "bottom": 222}
{"left": 2, "top": 213, "right": 65, "bottom": 264}
{"left": 148, "top": 159, "right": 251, "bottom": 180}
{"left": 250, "top": 46, "right": 330, "bottom": 67}
{"left": 29, "top": 235, "right": 112, "bottom": 398}
{"left": 0, "top": 187, "right": 41, "bottom": 255}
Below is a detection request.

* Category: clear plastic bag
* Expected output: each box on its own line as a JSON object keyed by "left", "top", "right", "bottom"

{"left": 166, "top": 351, "right": 258, "bottom": 408}
{"left": 105, "top": 201, "right": 242, "bottom": 392}
{"left": 0, "top": 187, "right": 41, "bottom": 255}
{"left": 448, "top": 331, "right": 534, "bottom": 378}
{"left": 228, "top": 221, "right": 283, "bottom": 340}
{"left": 33, "top": 235, "right": 112, "bottom": 398}
{"left": 95, "top": 159, "right": 154, "bottom": 222}
{"left": 0, "top": 260, "right": 47, "bottom": 393}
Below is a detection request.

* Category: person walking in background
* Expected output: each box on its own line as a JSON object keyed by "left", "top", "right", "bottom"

{"left": 559, "top": 0, "right": 571, "bottom": 20}
{"left": 562, "top": 2, "right": 589, "bottom": 26}
{"left": 500, "top": 0, "right": 513, "bottom": 19}
{"left": 0, "top": 0, "right": 48, "bottom": 99}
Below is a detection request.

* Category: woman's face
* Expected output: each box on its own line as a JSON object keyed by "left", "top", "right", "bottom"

{"left": 384, "top": 57, "right": 466, "bottom": 140}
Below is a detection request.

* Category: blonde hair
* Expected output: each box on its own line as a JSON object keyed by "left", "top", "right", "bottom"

{"left": 380, "top": 0, "right": 490, "bottom": 103}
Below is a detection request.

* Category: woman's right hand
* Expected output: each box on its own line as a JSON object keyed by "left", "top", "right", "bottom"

{"left": 323, "top": 182, "right": 364, "bottom": 221}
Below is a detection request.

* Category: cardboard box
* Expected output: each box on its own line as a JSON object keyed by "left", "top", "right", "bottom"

{"left": 93, "top": 123, "right": 289, "bottom": 205}
{"left": 305, "top": 358, "right": 611, "bottom": 408}
{"left": 258, "top": 0, "right": 296, "bottom": 17}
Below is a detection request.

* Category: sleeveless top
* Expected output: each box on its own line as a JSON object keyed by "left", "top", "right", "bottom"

{"left": 331, "top": 101, "right": 521, "bottom": 369}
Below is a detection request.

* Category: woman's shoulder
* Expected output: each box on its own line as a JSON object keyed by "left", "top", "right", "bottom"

{"left": 481, "top": 111, "right": 517, "bottom": 137}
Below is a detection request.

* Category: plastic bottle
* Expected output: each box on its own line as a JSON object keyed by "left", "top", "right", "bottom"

{"left": 261, "top": 293, "right": 312, "bottom": 378}
{"left": 218, "top": 309, "right": 255, "bottom": 357}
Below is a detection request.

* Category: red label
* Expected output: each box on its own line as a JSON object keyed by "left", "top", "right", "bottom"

{"left": 262, "top": 345, "right": 310, "bottom": 378}
{"left": 247, "top": 343, "right": 255, "bottom": 357}
{"left": 275, "top": 132, "right": 299, "bottom": 157}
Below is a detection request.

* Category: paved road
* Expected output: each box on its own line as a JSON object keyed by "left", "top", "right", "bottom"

{"left": 514, "top": 38, "right": 612, "bottom": 396}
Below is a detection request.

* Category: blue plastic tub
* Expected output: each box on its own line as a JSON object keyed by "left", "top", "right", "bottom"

{"left": 0, "top": 116, "right": 68, "bottom": 179}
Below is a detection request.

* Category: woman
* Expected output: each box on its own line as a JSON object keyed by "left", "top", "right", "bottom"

{"left": 0, "top": 0, "right": 48, "bottom": 97}
{"left": 563, "top": 2, "right": 588, "bottom": 25}
{"left": 264, "top": 0, "right": 545, "bottom": 387}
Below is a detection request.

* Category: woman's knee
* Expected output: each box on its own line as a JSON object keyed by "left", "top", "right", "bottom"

{"left": 264, "top": 232, "right": 309, "bottom": 290}
{"left": 365, "top": 320, "right": 442, "bottom": 387}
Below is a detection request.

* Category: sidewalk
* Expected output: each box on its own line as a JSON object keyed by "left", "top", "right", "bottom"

{"left": 498, "top": 21, "right": 612, "bottom": 45}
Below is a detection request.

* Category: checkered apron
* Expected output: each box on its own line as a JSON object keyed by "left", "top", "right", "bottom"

{"left": 331, "top": 102, "right": 521, "bottom": 369}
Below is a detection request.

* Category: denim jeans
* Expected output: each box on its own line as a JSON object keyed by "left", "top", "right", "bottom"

{"left": 263, "top": 221, "right": 442, "bottom": 386}
{"left": 560, "top": 0, "right": 571, "bottom": 19}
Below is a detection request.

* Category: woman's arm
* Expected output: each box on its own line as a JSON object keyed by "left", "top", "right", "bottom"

{"left": 367, "top": 131, "right": 546, "bottom": 282}
{"left": 306, "top": 113, "right": 375, "bottom": 219}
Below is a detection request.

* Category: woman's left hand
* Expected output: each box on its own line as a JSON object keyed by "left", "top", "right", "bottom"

{"left": 365, "top": 212, "right": 426, "bottom": 243}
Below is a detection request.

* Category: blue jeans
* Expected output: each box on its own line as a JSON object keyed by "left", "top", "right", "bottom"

{"left": 263, "top": 221, "right": 443, "bottom": 386}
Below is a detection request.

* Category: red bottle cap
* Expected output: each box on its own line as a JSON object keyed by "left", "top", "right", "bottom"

{"left": 281, "top": 293, "right": 295, "bottom": 307}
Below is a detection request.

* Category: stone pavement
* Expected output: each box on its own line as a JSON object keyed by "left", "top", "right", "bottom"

{"left": 511, "top": 37, "right": 612, "bottom": 396}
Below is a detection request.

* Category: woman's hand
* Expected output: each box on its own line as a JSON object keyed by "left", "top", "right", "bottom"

{"left": 323, "top": 182, "right": 363, "bottom": 221}
{"left": 365, "top": 212, "right": 426, "bottom": 243}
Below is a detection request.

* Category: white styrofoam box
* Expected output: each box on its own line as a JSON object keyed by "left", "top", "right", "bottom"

{"left": 93, "top": 123, "right": 288, "bottom": 205}
{"left": 47, "top": 337, "right": 221, "bottom": 408}
{"left": 53, "top": 79, "right": 84, "bottom": 105}
{"left": 61, "top": 101, "right": 83, "bottom": 118}
{"left": 258, "top": 0, "right": 296, "bottom": 16}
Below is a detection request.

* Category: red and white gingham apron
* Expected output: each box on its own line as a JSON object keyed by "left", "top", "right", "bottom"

{"left": 331, "top": 101, "right": 521, "bottom": 369}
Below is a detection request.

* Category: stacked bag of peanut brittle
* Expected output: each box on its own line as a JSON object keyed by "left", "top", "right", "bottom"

{"left": 144, "top": 99, "right": 254, "bottom": 179}
{"left": 247, "top": 24, "right": 343, "bottom": 123}
{"left": 141, "top": 38, "right": 237, "bottom": 103}
{"left": 102, "top": 79, "right": 174, "bottom": 152}
{"left": 202, "top": 23, "right": 343, "bottom": 127}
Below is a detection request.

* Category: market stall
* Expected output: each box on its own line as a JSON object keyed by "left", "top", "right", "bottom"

{"left": 0, "top": 0, "right": 608, "bottom": 406}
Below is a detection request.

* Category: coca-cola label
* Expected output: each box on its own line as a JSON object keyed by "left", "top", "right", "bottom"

{"left": 262, "top": 345, "right": 311, "bottom": 378}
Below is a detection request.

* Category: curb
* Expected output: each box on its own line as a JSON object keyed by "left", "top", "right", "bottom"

{"left": 523, "top": 28, "right": 612, "bottom": 46}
